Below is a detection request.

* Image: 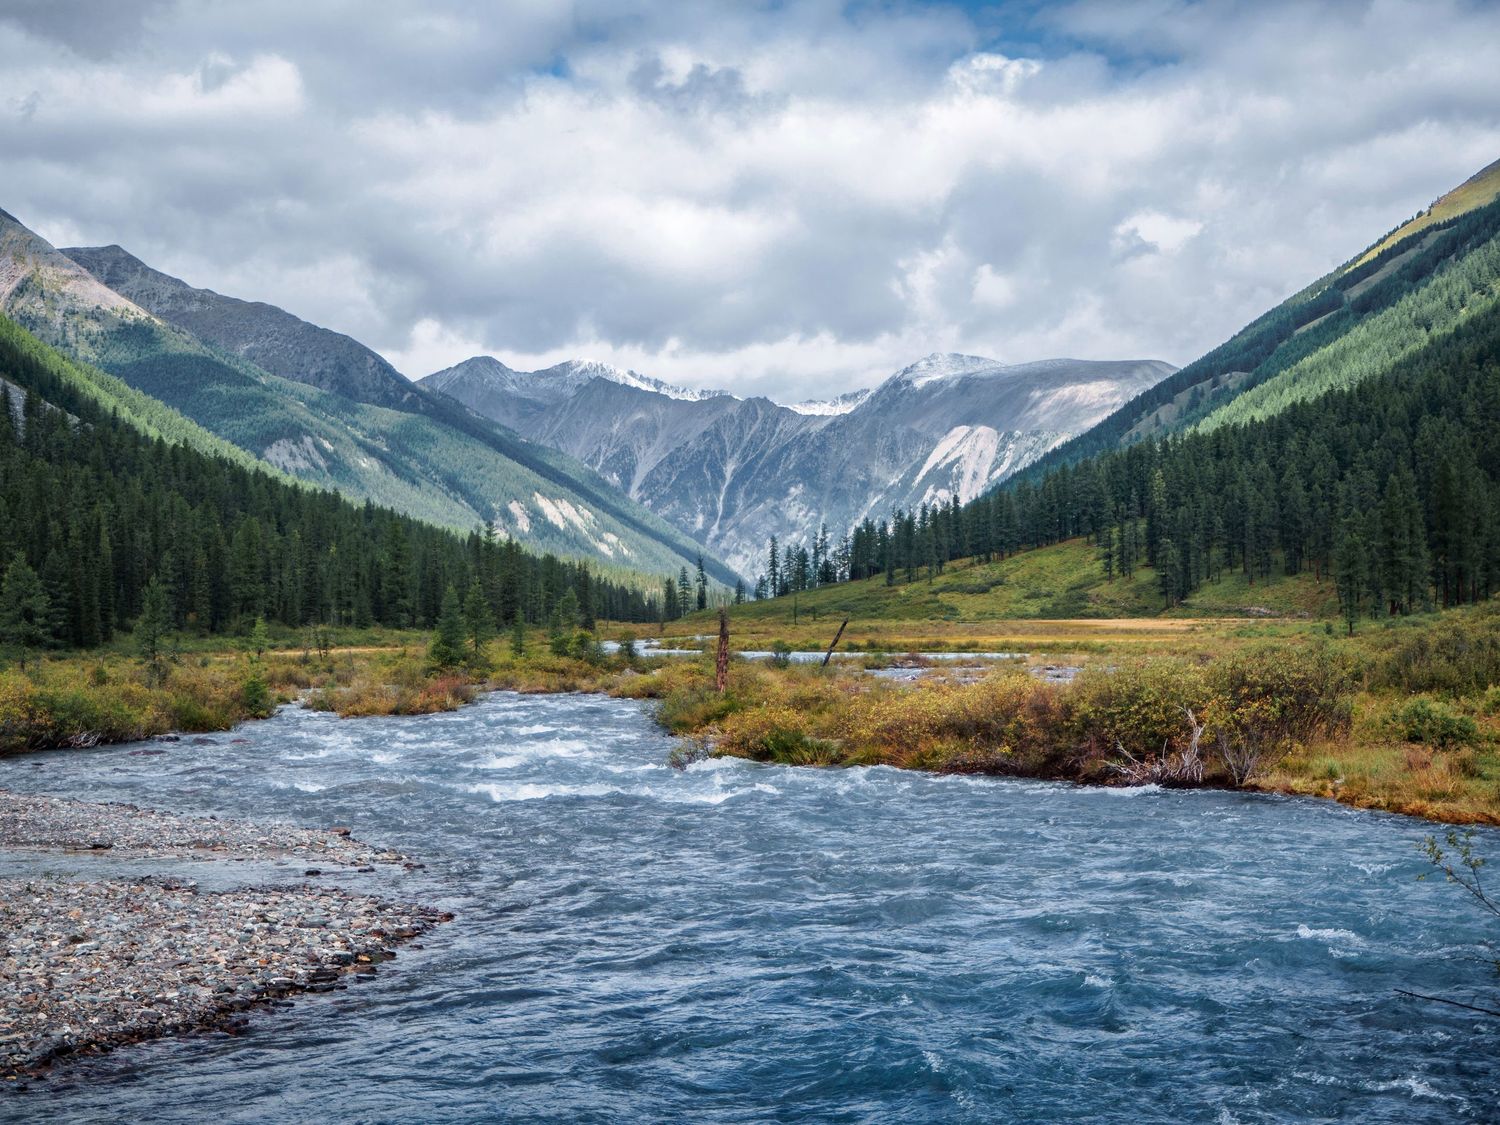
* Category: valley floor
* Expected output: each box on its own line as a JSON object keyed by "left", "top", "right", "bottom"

{"left": 0, "top": 598, "right": 1495, "bottom": 1079}
{"left": 2, "top": 591, "right": 1497, "bottom": 827}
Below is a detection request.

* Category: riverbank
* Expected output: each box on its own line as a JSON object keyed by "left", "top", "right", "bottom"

{"left": 0, "top": 789, "right": 449, "bottom": 1080}
{"left": 602, "top": 601, "right": 1500, "bottom": 825}
{"left": 4, "top": 602, "right": 1499, "bottom": 826}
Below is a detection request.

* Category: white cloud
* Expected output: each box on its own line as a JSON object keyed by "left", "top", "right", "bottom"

{"left": 0, "top": 0, "right": 1497, "bottom": 401}
{"left": 945, "top": 52, "right": 1042, "bottom": 97}
{"left": 1113, "top": 211, "right": 1204, "bottom": 255}
{"left": 971, "top": 264, "right": 1019, "bottom": 310}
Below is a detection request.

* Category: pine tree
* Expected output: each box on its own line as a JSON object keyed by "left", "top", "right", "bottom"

{"left": 463, "top": 578, "right": 494, "bottom": 660}
{"left": 1332, "top": 516, "right": 1369, "bottom": 636}
{"left": 428, "top": 584, "right": 467, "bottom": 668}
{"left": 553, "top": 588, "right": 581, "bottom": 632}
{"left": 1157, "top": 537, "right": 1180, "bottom": 608}
{"left": 0, "top": 552, "right": 50, "bottom": 669}
{"left": 249, "top": 615, "right": 269, "bottom": 659}
{"left": 135, "top": 577, "right": 172, "bottom": 685}
{"left": 695, "top": 554, "right": 708, "bottom": 611}
{"left": 576, "top": 566, "right": 597, "bottom": 631}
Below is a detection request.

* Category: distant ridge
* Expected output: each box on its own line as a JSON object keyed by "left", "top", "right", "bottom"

{"left": 424, "top": 350, "right": 1172, "bottom": 576}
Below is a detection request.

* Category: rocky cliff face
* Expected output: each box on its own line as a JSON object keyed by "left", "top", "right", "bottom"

{"left": 423, "top": 353, "right": 1175, "bottom": 577}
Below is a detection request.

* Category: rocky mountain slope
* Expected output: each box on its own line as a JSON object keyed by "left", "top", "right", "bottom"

{"left": 424, "top": 352, "right": 1172, "bottom": 576}
{"left": 62, "top": 244, "right": 420, "bottom": 409}
{"left": 0, "top": 208, "right": 732, "bottom": 581}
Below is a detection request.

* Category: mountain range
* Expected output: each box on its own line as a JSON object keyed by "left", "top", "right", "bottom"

{"left": 1, "top": 200, "right": 1177, "bottom": 583}
{"left": 0, "top": 209, "right": 734, "bottom": 583}
{"left": 423, "top": 352, "right": 1172, "bottom": 576}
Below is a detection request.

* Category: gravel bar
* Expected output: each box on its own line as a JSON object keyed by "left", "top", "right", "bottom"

{"left": 0, "top": 790, "right": 407, "bottom": 867}
{"left": 0, "top": 790, "right": 450, "bottom": 1080}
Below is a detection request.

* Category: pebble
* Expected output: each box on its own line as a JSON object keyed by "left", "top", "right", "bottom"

{"left": 0, "top": 791, "right": 406, "bottom": 866}
{"left": 0, "top": 789, "right": 452, "bottom": 1079}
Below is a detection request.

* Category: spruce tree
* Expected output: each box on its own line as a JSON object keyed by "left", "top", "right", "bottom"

{"left": 0, "top": 552, "right": 50, "bottom": 669}
{"left": 463, "top": 578, "right": 494, "bottom": 660}
{"left": 428, "top": 583, "right": 467, "bottom": 669}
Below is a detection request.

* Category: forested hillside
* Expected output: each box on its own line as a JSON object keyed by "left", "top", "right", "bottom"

{"left": 1020, "top": 164, "right": 1500, "bottom": 475}
{"left": 758, "top": 274, "right": 1500, "bottom": 627}
{"left": 0, "top": 318, "right": 663, "bottom": 652}
{"left": 0, "top": 208, "right": 733, "bottom": 582}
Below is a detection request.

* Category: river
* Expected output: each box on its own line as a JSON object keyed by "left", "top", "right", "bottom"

{"left": 4, "top": 691, "right": 1498, "bottom": 1123}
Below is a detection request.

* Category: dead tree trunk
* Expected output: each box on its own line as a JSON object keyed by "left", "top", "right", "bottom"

{"left": 715, "top": 608, "right": 730, "bottom": 694}
{"left": 822, "top": 618, "right": 850, "bottom": 667}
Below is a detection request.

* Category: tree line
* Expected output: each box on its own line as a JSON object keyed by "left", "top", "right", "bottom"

{"left": 0, "top": 320, "right": 667, "bottom": 658}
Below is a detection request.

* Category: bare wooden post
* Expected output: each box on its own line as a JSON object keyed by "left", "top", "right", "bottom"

{"left": 821, "top": 618, "right": 850, "bottom": 667}
{"left": 715, "top": 608, "right": 730, "bottom": 694}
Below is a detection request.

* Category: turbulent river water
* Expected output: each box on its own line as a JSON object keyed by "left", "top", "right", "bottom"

{"left": 5, "top": 692, "right": 1499, "bottom": 1123}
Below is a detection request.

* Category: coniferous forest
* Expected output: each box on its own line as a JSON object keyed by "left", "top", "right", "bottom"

{"left": 760, "top": 296, "right": 1500, "bottom": 626}
{"left": 0, "top": 316, "right": 663, "bottom": 652}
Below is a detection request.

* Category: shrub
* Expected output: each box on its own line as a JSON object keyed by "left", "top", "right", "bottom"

{"left": 717, "top": 703, "right": 824, "bottom": 762}
{"left": 832, "top": 672, "right": 1065, "bottom": 775}
{"left": 1391, "top": 697, "right": 1480, "bottom": 749}
{"left": 1376, "top": 605, "right": 1500, "bottom": 695}
{"left": 1206, "top": 645, "right": 1353, "bottom": 785}
{"left": 1071, "top": 658, "right": 1209, "bottom": 763}
{"left": 769, "top": 640, "right": 793, "bottom": 669}
{"left": 655, "top": 684, "right": 741, "bottom": 733}
{"left": 242, "top": 674, "right": 273, "bottom": 719}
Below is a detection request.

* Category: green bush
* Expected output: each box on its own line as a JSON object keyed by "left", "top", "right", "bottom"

{"left": 1377, "top": 606, "right": 1500, "bottom": 695}
{"left": 1071, "top": 658, "right": 1209, "bottom": 761}
{"left": 1392, "top": 697, "right": 1480, "bottom": 749}
{"left": 570, "top": 631, "right": 606, "bottom": 666}
{"left": 242, "top": 674, "right": 273, "bottom": 719}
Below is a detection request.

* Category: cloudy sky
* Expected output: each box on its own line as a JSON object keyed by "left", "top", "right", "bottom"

{"left": 3, "top": 0, "right": 1498, "bottom": 401}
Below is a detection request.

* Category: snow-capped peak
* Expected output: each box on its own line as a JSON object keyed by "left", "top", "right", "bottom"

{"left": 785, "top": 389, "right": 871, "bottom": 416}
{"left": 543, "top": 358, "right": 728, "bottom": 402}
{"left": 890, "top": 352, "right": 1005, "bottom": 388}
